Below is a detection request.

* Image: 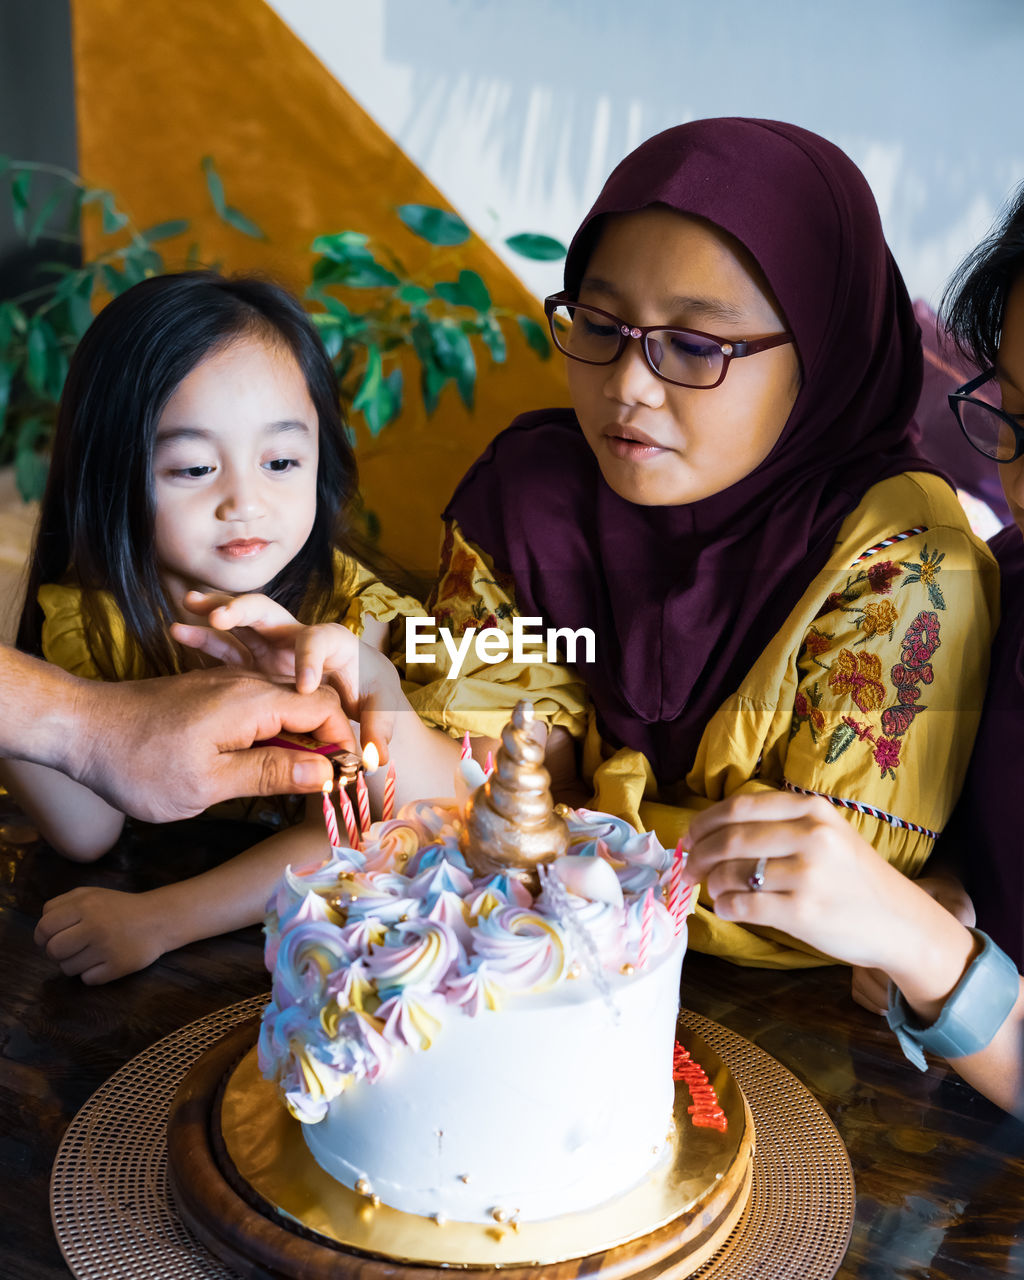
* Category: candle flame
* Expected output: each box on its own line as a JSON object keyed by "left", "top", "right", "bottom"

{"left": 322, "top": 779, "right": 333, "bottom": 796}
{"left": 361, "top": 741, "right": 380, "bottom": 774}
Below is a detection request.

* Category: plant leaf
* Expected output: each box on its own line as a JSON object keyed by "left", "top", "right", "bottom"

{"left": 100, "top": 193, "right": 128, "bottom": 235}
{"left": 480, "top": 316, "right": 507, "bottom": 363}
{"left": 433, "top": 281, "right": 464, "bottom": 307}
{"left": 456, "top": 269, "right": 491, "bottom": 312}
{"left": 223, "top": 205, "right": 266, "bottom": 240}
{"left": 312, "top": 231, "right": 372, "bottom": 262}
{"left": 27, "top": 190, "right": 64, "bottom": 246}
{"left": 351, "top": 344, "right": 383, "bottom": 414}
{"left": 398, "top": 283, "right": 432, "bottom": 307}
{"left": 11, "top": 170, "right": 31, "bottom": 234}
{"left": 140, "top": 219, "right": 189, "bottom": 242}
{"left": 68, "top": 290, "right": 95, "bottom": 339}
{"left": 397, "top": 204, "right": 470, "bottom": 246}
{"left": 0, "top": 364, "right": 13, "bottom": 436}
{"left": 431, "top": 322, "right": 476, "bottom": 409}
{"left": 201, "top": 155, "right": 226, "bottom": 215}
{"left": 516, "top": 315, "right": 551, "bottom": 359}
{"left": 504, "top": 232, "right": 567, "bottom": 261}
{"left": 25, "top": 320, "right": 50, "bottom": 394}
{"left": 14, "top": 417, "right": 51, "bottom": 501}
{"left": 0, "top": 300, "right": 27, "bottom": 336}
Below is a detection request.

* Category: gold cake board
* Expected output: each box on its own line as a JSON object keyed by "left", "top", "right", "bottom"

{"left": 50, "top": 996, "right": 855, "bottom": 1279}
{"left": 166, "top": 1018, "right": 753, "bottom": 1276}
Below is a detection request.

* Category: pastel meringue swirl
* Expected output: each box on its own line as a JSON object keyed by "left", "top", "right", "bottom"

{"left": 259, "top": 798, "right": 683, "bottom": 1115}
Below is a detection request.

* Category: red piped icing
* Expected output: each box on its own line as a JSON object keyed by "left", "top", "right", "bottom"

{"left": 673, "top": 1041, "right": 727, "bottom": 1131}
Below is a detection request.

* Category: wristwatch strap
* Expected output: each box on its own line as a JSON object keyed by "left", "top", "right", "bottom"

{"left": 886, "top": 929, "right": 1019, "bottom": 1073}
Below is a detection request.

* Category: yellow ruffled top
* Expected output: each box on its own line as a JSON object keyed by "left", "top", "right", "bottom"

{"left": 408, "top": 473, "right": 1000, "bottom": 968}
{"left": 39, "top": 550, "right": 426, "bottom": 681}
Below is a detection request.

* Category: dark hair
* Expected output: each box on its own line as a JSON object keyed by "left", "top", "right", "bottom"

{"left": 941, "top": 183, "right": 1024, "bottom": 370}
{"left": 17, "top": 271, "right": 359, "bottom": 676}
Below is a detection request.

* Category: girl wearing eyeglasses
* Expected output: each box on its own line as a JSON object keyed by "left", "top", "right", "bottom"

{"left": 408, "top": 117, "right": 999, "bottom": 990}
{"left": 670, "top": 186, "right": 1024, "bottom": 1115}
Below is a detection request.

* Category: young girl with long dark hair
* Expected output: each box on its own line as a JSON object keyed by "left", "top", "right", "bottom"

{"left": 1, "top": 271, "right": 458, "bottom": 983}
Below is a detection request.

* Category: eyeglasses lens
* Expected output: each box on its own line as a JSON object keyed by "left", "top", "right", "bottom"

{"left": 550, "top": 304, "right": 724, "bottom": 387}
{"left": 958, "top": 383, "right": 1017, "bottom": 460}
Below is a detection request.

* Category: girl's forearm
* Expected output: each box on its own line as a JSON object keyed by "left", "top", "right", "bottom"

{"left": 881, "top": 899, "right": 1024, "bottom": 1116}
{"left": 147, "top": 821, "right": 331, "bottom": 953}
{"left": 378, "top": 704, "right": 464, "bottom": 805}
{"left": 0, "top": 756, "right": 125, "bottom": 859}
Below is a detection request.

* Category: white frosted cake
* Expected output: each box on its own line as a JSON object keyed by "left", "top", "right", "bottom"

{"left": 258, "top": 708, "right": 690, "bottom": 1227}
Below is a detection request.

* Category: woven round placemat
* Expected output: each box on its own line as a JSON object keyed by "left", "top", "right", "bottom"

{"left": 51, "top": 997, "right": 854, "bottom": 1279}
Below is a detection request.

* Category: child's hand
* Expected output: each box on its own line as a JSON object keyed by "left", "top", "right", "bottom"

{"left": 35, "top": 886, "right": 169, "bottom": 983}
{"left": 170, "top": 590, "right": 303, "bottom": 678}
{"left": 172, "top": 591, "right": 403, "bottom": 760}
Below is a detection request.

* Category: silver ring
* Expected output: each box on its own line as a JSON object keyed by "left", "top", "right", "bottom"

{"left": 748, "top": 856, "right": 767, "bottom": 892}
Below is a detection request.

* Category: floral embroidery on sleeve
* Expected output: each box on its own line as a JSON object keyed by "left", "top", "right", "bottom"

{"left": 793, "top": 533, "right": 950, "bottom": 783}
{"left": 426, "top": 523, "right": 518, "bottom": 636}
{"left": 900, "top": 546, "right": 946, "bottom": 610}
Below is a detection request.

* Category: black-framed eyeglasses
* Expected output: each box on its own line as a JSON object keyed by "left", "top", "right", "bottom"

{"left": 948, "top": 369, "right": 1024, "bottom": 462}
{"left": 543, "top": 291, "right": 794, "bottom": 390}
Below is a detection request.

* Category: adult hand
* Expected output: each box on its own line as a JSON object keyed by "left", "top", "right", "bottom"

{"left": 68, "top": 666, "right": 352, "bottom": 822}
{"left": 171, "top": 591, "right": 403, "bottom": 761}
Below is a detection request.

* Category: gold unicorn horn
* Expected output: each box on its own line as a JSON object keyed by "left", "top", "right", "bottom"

{"left": 460, "top": 700, "right": 569, "bottom": 887}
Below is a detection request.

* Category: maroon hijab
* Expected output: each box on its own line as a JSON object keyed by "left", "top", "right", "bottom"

{"left": 446, "top": 118, "right": 944, "bottom": 782}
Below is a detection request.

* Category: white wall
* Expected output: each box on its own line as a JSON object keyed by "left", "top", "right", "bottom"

{"left": 270, "top": 0, "right": 1024, "bottom": 307}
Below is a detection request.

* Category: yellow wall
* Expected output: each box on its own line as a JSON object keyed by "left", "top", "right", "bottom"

{"left": 70, "top": 0, "right": 567, "bottom": 571}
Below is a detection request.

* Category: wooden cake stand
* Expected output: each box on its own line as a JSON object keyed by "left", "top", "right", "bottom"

{"left": 166, "top": 1017, "right": 754, "bottom": 1279}
{"left": 51, "top": 998, "right": 855, "bottom": 1279}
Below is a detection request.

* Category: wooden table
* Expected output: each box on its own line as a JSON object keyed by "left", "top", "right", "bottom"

{"left": 1, "top": 799, "right": 1022, "bottom": 1279}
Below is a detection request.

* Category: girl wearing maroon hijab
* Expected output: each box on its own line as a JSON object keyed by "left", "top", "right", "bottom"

{"left": 408, "top": 118, "right": 998, "bottom": 970}
{"left": 672, "top": 188, "right": 1024, "bottom": 1115}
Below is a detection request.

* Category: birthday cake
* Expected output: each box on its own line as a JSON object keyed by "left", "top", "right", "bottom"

{"left": 258, "top": 703, "right": 691, "bottom": 1226}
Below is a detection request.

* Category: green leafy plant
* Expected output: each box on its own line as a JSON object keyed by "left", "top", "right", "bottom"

{"left": 0, "top": 156, "right": 565, "bottom": 502}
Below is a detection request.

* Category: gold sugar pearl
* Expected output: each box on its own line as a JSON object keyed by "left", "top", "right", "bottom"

{"left": 432, "top": 1211, "right": 447, "bottom": 1226}
{"left": 458, "top": 1173, "right": 471, "bottom": 1183}
{"left": 355, "top": 1177, "right": 372, "bottom": 1197}
{"left": 491, "top": 1206, "right": 509, "bottom": 1223}
{"left": 567, "top": 963, "right": 582, "bottom": 980}
{"left": 370, "top": 1194, "right": 381, "bottom": 1208}
{"left": 620, "top": 962, "right": 635, "bottom": 976}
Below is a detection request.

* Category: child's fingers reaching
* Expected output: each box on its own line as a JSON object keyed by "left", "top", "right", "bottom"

{"left": 187, "top": 591, "right": 300, "bottom": 634}
{"left": 170, "top": 621, "right": 254, "bottom": 667}
{"left": 182, "top": 589, "right": 236, "bottom": 619}
{"left": 293, "top": 624, "right": 359, "bottom": 694}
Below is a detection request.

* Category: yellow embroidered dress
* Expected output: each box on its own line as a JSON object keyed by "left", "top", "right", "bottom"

{"left": 408, "top": 472, "right": 999, "bottom": 967}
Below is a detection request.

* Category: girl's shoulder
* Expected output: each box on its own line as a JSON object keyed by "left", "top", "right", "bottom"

{"left": 829, "top": 472, "right": 998, "bottom": 572}
{"left": 329, "top": 551, "right": 427, "bottom": 633}
{"left": 444, "top": 408, "right": 592, "bottom": 515}
{"left": 37, "top": 581, "right": 138, "bottom": 681}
